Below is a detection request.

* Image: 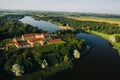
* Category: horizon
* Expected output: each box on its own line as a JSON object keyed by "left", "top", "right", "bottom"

{"left": 0, "top": 0, "right": 120, "bottom": 15}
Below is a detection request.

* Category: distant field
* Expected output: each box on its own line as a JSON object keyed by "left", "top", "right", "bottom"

{"left": 35, "top": 14, "right": 46, "bottom": 17}
{"left": 67, "top": 16, "right": 120, "bottom": 26}
{"left": 59, "top": 26, "right": 74, "bottom": 30}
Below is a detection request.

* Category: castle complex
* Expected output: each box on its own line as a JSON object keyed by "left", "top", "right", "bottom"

{"left": 7, "top": 33, "right": 62, "bottom": 48}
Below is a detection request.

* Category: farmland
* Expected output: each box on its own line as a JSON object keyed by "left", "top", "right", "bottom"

{"left": 67, "top": 16, "right": 120, "bottom": 26}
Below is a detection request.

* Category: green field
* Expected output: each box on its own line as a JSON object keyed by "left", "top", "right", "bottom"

{"left": 79, "top": 16, "right": 120, "bottom": 21}
{"left": 68, "top": 16, "right": 120, "bottom": 26}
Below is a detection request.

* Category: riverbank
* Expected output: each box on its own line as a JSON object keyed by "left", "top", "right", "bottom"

{"left": 48, "top": 20, "right": 74, "bottom": 30}
{"left": 58, "top": 26, "right": 74, "bottom": 30}
{"left": 88, "top": 31, "right": 120, "bottom": 55}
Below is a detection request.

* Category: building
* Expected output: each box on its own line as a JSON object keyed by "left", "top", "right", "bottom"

{"left": 44, "top": 33, "right": 51, "bottom": 43}
{"left": 7, "top": 32, "right": 62, "bottom": 49}
{"left": 47, "top": 38, "right": 62, "bottom": 44}
{"left": 14, "top": 41, "right": 30, "bottom": 48}
{"left": 28, "top": 38, "right": 44, "bottom": 47}
{"left": 22, "top": 33, "right": 44, "bottom": 41}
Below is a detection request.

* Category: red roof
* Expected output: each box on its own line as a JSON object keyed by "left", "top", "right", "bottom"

{"left": 48, "top": 39, "right": 62, "bottom": 43}
{"left": 29, "top": 38, "right": 44, "bottom": 42}
{"left": 22, "top": 33, "right": 36, "bottom": 37}
{"left": 44, "top": 33, "right": 50, "bottom": 37}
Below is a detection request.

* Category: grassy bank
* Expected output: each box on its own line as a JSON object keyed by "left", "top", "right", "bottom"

{"left": 48, "top": 20, "right": 74, "bottom": 30}
{"left": 89, "top": 31, "right": 120, "bottom": 55}
{"left": 89, "top": 31, "right": 111, "bottom": 40}
{"left": 59, "top": 26, "right": 74, "bottom": 30}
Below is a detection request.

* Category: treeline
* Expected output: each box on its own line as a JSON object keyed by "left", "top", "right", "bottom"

{"left": 0, "top": 15, "right": 45, "bottom": 41}
{"left": 38, "top": 16, "right": 120, "bottom": 34}
{"left": 68, "top": 13, "right": 120, "bottom": 18}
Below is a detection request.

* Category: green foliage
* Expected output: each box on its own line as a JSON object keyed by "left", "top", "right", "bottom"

{"left": 0, "top": 39, "right": 11, "bottom": 47}
{"left": 0, "top": 15, "right": 45, "bottom": 42}
{"left": 39, "top": 17, "right": 120, "bottom": 34}
{"left": 64, "top": 55, "right": 69, "bottom": 62}
{"left": 0, "top": 15, "right": 89, "bottom": 80}
{"left": 115, "top": 35, "right": 120, "bottom": 42}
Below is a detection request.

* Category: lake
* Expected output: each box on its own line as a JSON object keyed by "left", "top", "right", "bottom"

{"left": 20, "top": 16, "right": 120, "bottom": 79}
{"left": 20, "top": 16, "right": 60, "bottom": 33}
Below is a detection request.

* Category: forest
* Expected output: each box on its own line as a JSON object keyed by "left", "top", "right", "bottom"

{"left": 37, "top": 16, "right": 120, "bottom": 34}
{"left": 0, "top": 15, "right": 45, "bottom": 42}
{"left": 0, "top": 30, "right": 89, "bottom": 80}
{"left": 0, "top": 15, "right": 89, "bottom": 80}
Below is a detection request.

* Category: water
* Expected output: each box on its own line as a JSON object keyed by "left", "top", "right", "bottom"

{"left": 20, "top": 16, "right": 60, "bottom": 33}
{"left": 20, "top": 16, "right": 120, "bottom": 79}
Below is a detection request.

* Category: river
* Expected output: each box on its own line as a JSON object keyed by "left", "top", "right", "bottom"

{"left": 20, "top": 16, "right": 60, "bottom": 33}
{"left": 50, "top": 33, "right": 120, "bottom": 79}
{"left": 20, "top": 16, "right": 120, "bottom": 79}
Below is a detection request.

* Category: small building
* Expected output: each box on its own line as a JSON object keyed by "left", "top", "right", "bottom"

{"left": 22, "top": 33, "right": 44, "bottom": 41}
{"left": 6, "top": 41, "right": 15, "bottom": 46}
{"left": 28, "top": 38, "right": 44, "bottom": 47}
{"left": 44, "top": 33, "right": 50, "bottom": 38}
{"left": 44, "top": 33, "right": 51, "bottom": 43}
{"left": 13, "top": 37, "right": 22, "bottom": 42}
{"left": 47, "top": 38, "right": 62, "bottom": 44}
{"left": 14, "top": 41, "right": 30, "bottom": 48}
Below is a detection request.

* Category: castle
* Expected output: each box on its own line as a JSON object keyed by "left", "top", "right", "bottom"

{"left": 7, "top": 33, "right": 62, "bottom": 48}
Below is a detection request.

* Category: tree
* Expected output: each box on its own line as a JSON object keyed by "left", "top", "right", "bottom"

{"left": 73, "top": 49, "right": 80, "bottom": 59}
{"left": 11, "top": 64, "right": 24, "bottom": 77}
{"left": 115, "top": 35, "right": 120, "bottom": 42}
{"left": 64, "top": 55, "right": 69, "bottom": 62}
{"left": 41, "top": 60, "right": 48, "bottom": 69}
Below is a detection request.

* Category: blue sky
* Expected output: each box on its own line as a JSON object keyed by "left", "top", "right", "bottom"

{"left": 0, "top": 0, "right": 120, "bottom": 14}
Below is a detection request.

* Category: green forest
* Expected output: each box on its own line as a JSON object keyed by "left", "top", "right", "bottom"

{"left": 0, "top": 15, "right": 89, "bottom": 80}
{"left": 0, "top": 15, "right": 45, "bottom": 42}
{"left": 37, "top": 16, "right": 120, "bottom": 34}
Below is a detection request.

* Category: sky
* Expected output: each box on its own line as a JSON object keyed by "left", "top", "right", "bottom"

{"left": 0, "top": 0, "right": 120, "bottom": 14}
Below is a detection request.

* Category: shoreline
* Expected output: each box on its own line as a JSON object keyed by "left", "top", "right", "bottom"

{"left": 88, "top": 30, "right": 120, "bottom": 55}
{"left": 58, "top": 26, "right": 74, "bottom": 30}
{"left": 47, "top": 20, "right": 74, "bottom": 30}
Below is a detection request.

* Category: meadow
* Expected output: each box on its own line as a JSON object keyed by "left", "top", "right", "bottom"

{"left": 67, "top": 16, "right": 120, "bottom": 26}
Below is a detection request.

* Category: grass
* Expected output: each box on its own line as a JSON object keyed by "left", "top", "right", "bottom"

{"left": 67, "top": 16, "right": 120, "bottom": 26}
{"left": 59, "top": 26, "right": 74, "bottom": 30}
{"left": 89, "top": 31, "right": 111, "bottom": 40}
{"left": 48, "top": 20, "right": 74, "bottom": 30}
{"left": 35, "top": 14, "right": 46, "bottom": 17}
{"left": 32, "top": 42, "right": 64, "bottom": 53}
